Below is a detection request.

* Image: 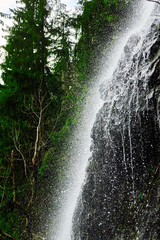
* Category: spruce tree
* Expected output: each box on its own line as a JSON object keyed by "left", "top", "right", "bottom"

{"left": 0, "top": 0, "right": 62, "bottom": 238}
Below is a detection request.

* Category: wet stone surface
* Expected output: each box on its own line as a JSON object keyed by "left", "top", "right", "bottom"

{"left": 72, "top": 19, "right": 160, "bottom": 240}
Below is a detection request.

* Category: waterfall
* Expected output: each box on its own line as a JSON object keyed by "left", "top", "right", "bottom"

{"left": 72, "top": 1, "right": 160, "bottom": 240}
{"left": 49, "top": 0, "right": 159, "bottom": 239}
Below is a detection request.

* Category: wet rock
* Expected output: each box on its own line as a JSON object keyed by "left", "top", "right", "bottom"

{"left": 72, "top": 18, "right": 160, "bottom": 240}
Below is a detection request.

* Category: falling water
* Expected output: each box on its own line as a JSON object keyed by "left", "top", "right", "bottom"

{"left": 49, "top": 1, "right": 157, "bottom": 239}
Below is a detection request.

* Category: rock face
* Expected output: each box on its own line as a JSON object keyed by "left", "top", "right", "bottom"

{"left": 72, "top": 19, "right": 160, "bottom": 240}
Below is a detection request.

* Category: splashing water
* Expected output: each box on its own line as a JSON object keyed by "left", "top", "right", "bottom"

{"left": 49, "top": 1, "right": 156, "bottom": 239}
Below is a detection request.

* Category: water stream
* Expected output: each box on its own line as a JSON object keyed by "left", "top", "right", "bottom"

{"left": 49, "top": 1, "right": 158, "bottom": 239}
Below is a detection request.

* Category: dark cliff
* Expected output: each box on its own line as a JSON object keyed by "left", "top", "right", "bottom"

{"left": 72, "top": 18, "right": 160, "bottom": 240}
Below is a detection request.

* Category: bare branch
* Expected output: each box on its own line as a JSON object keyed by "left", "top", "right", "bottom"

{"left": 0, "top": 167, "right": 11, "bottom": 207}
{"left": 42, "top": 101, "right": 51, "bottom": 112}
{"left": 31, "top": 86, "right": 49, "bottom": 165}
{"left": 0, "top": 231, "right": 15, "bottom": 239}
{"left": 11, "top": 150, "right": 16, "bottom": 203}
{"left": 27, "top": 177, "right": 35, "bottom": 210}
{"left": 11, "top": 128, "right": 28, "bottom": 178}
{"left": 32, "top": 108, "right": 42, "bottom": 166}
{"left": 30, "top": 103, "right": 39, "bottom": 118}
{"left": 32, "top": 233, "right": 46, "bottom": 240}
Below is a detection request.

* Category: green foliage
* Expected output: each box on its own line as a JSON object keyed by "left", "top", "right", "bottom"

{"left": 38, "top": 152, "right": 49, "bottom": 177}
{"left": 73, "top": 0, "right": 133, "bottom": 84}
{"left": 38, "top": 83, "right": 88, "bottom": 182}
{"left": 138, "top": 192, "right": 143, "bottom": 202}
{"left": 0, "top": 208, "right": 23, "bottom": 239}
{"left": 51, "top": 117, "right": 71, "bottom": 145}
{"left": 0, "top": 0, "right": 66, "bottom": 238}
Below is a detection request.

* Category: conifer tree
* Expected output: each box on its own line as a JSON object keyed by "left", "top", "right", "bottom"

{"left": 0, "top": 0, "right": 63, "bottom": 238}
{"left": 73, "top": 0, "right": 136, "bottom": 82}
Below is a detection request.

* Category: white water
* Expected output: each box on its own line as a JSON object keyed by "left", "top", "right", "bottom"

{"left": 49, "top": 1, "right": 155, "bottom": 239}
